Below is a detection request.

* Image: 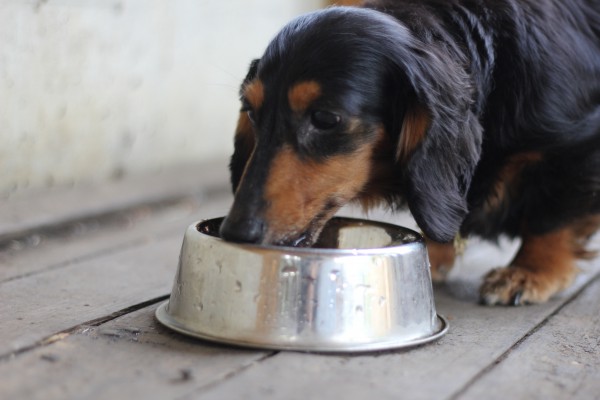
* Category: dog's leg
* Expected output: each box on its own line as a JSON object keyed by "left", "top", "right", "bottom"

{"left": 426, "top": 238, "right": 457, "bottom": 282}
{"left": 479, "top": 217, "right": 599, "bottom": 306}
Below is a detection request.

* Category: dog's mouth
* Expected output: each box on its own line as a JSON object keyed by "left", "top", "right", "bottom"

{"left": 271, "top": 217, "right": 328, "bottom": 248}
{"left": 276, "top": 232, "right": 313, "bottom": 248}
{"left": 269, "top": 201, "right": 342, "bottom": 248}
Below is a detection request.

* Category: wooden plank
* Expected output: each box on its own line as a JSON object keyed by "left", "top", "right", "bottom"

{"left": 0, "top": 232, "right": 182, "bottom": 356}
{"left": 0, "top": 186, "right": 236, "bottom": 357}
{"left": 0, "top": 160, "right": 230, "bottom": 242}
{"left": 0, "top": 191, "right": 230, "bottom": 356}
{"left": 0, "top": 193, "right": 232, "bottom": 282}
{"left": 457, "top": 276, "right": 600, "bottom": 400}
{"left": 0, "top": 304, "right": 271, "bottom": 400}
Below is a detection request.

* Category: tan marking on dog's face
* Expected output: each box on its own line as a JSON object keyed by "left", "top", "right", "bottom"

{"left": 244, "top": 79, "right": 264, "bottom": 110}
{"left": 288, "top": 81, "right": 322, "bottom": 113}
{"left": 235, "top": 110, "right": 254, "bottom": 139}
{"left": 397, "top": 104, "right": 430, "bottom": 162}
{"left": 263, "top": 142, "right": 378, "bottom": 244}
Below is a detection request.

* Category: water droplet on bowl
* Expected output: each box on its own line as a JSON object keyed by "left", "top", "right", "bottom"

{"left": 329, "top": 270, "right": 340, "bottom": 281}
{"left": 355, "top": 284, "right": 371, "bottom": 292}
{"left": 281, "top": 266, "right": 298, "bottom": 277}
{"left": 235, "top": 281, "right": 242, "bottom": 292}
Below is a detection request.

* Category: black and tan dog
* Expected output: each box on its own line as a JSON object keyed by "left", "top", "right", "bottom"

{"left": 220, "top": 0, "right": 600, "bottom": 306}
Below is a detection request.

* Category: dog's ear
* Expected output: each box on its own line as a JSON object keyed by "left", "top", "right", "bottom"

{"left": 388, "top": 41, "right": 483, "bottom": 243}
{"left": 230, "top": 59, "right": 260, "bottom": 192}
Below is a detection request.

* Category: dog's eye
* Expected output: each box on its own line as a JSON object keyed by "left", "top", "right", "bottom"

{"left": 241, "top": 101, "right": 256, "bottom": 124}
{"left": 247, "top": 110, "right": 257, "bottom": 124}
{"left": 311, "top": 111, "right": 340, "bottom": 130}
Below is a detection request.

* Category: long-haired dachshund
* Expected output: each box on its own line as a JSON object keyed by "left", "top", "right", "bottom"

{"left": 220, "top": 0, "right": 600, "bottom": 306}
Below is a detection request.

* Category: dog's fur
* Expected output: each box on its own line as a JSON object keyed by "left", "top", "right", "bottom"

{"left": 220, "top": 0, "right": 600, "bottom": 305}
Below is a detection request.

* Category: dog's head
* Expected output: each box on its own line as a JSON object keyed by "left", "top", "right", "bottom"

{"left": 220, "top": 7, "right": 482, "bottom": 246}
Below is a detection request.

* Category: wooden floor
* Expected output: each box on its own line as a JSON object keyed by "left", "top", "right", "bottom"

{"left": 2, "top": 160, "right": 599, "bottom": 400}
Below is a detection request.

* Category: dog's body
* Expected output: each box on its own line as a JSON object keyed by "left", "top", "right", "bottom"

{"left": 221, "top": 0, "right": 600, "bottom": 305}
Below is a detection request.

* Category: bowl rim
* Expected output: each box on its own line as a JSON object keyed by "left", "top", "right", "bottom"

{"left": 193, "top": 216, "right": 426, "bottom": 257}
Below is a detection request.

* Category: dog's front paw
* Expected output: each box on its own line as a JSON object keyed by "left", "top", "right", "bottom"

{"left": 479, "top": 266, "right": 570, "bottom": 306}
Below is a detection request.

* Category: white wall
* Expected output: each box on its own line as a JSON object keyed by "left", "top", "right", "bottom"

{"left": 0, "top": 0, "right": 325, "bottom": 196}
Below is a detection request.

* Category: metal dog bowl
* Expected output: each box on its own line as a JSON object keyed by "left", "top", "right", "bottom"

{"left": 156, "top": 217, "right": 447, "bottom": 352}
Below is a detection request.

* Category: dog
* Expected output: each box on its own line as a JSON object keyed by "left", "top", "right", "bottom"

{"left": 220, "top": 0, "right": 600, "bottom": 306}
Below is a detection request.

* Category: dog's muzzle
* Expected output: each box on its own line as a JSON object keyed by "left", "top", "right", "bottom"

{"left": 219, "top": 215, "right": 266, "bottom": 244}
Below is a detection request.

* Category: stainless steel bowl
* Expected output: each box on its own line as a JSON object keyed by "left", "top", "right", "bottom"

{"left": 156, "top": 217, "right": 447, "bottom": 352}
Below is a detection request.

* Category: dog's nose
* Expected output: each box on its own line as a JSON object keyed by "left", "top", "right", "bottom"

{"left": 219, "top": 216, "right": 265, "bottom": 244}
